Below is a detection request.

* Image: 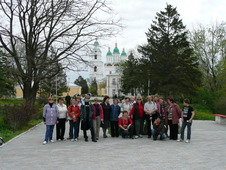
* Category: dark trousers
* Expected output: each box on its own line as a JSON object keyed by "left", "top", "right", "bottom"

{"left": 69, "top": 120, "right": 79, "bottom": 139}
{"left": 145, "top": 115, "right": 152, "bottom": 137}
{"left": 83, "top": 120, "right": 95, "bottom": 140}
{"left": 110, "top": 121, "right": 119, "bottom": 137}
{"left": 56, "top": 118, "right": 66, "bottom": 140}
{"left": 152, "top": 129, "right": 166, "bottom": 140}
{"left": 168, "top": 120, "right": 178, "bottom": 140}
{"left": 121, "top": 125, "right": 134, "bottom": 138}
{"left": 135, "top": 118, "right": 144, "bottom": 136}
{"left": 77, "top": 118, "right": 80, "bottom": 138}
{"left": 180, "top": 121, "right": 192, "bottom": 140}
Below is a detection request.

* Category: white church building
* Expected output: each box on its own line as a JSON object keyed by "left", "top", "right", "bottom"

{"left": 88, "top": 39, "right": 127, "bottom": 97}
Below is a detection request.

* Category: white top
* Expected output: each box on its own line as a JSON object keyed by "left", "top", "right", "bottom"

{"left": 121, "top": 102, "right": 131, "bottom": 113}
{"left": 57, "top": 104, "right": 67, "bottom": 119}
{"left": 144, "top": 102, "right": 157, "bottom": 114}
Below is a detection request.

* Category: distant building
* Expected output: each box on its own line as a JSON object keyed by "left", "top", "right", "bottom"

{"left": 89, "top": 40, "right": 127, "bottom": 97}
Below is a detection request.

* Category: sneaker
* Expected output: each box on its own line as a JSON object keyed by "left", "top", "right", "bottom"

{"left": 92, "top": 139, "right": 97, "bottom": 142}
{"left": 71, "top": 139, "right": 75, "bottom": 142}
{"left": 58, "top": 139, "right": 61, "bottom": 142}
{"left": 139, "top": 135, "right": 143, "bottom": 138}
{"left": 134, "top": 135, "right": 139, "bottom": 139}
{"left": 177, "top": 139, "right": 184, "bottom": 142}
{"left": 185, "top": 140, "right": 190, "bottom": 143}
{"left": 50, "top": 140, "right": 54, "bottom": 143}
{"left": 96, "top": 137, "right": 99, "bottom": 140}
{"left": 43, "top": 141, "right": 47, "bottom": 145}
{"left": 74, "top": 138, "right": 78, "bottom": 141}
{"left": 130, "top": 136, "right": 134, "bottom": 139}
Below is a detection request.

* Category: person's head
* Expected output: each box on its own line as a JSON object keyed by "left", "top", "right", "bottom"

{"left": 72, "top": 98, "right": 78, "bottom": 105}
{"left": 103, "top": 96, "right": 110, "bottom": 103}
{"left": 183, "top": 98, "right": 190, "bottom": 106}
{"left": 84, "top": 94, "right": 90, "bottom": 102}
{"left": 136, "top": 96, "right": 142, "bottom": 103}
{"left": 154, "top": 95, "right": 159, "bottom": 102}
{"left": 156, "top": 116, "right": 162, "bottom": 122}
{"left": 124, "top": 97, "right": 129, "bottom": 103}
{"left": 123, "top": 111, "right": 128, "bottom": 118}
{"left": 48, "top": 97, "right": 54, "bottom": 103}
{"left": 58, "top": 97, "right": 64, "bottom": 104}
{"left": 94, "top": 97, "right": 99, "bottom": 104}
{"left": 76, "top": 96, "right": 81, "bottom": 102}
{"left": 130, "top": 97, "right": 135, "bottom": 103}
{"left": 159, "top": 97, "right": 164, "bottom": 104}
{"left": 113, "top": 99, "right": 118, "bottom": 105}
{"left": 167, "top": 97, "right": 175, "bottom": 105}
{"left": 147, "top": 95, "right": 153, "bottom": 102}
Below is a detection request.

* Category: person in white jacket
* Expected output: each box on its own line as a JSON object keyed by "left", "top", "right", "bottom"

{"left": 56, "top": 98, "right": 67, "bottom": 141}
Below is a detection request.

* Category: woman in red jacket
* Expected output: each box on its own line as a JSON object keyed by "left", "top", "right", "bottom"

{"left": 92, "top": 98, "right": 104, "bottom": 140}
{"left": 129, "top": 96, "right": 145, "bottom": 139}
{"left": 165, "top": 97, "right": 181, "bottom": 140}
{"left": 68, "top": 98, "right": 80, "bottom": 141}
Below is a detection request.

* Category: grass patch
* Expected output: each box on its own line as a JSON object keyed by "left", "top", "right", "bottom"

{"left": 0, "top": 118, "right": 42, "bottom": 143}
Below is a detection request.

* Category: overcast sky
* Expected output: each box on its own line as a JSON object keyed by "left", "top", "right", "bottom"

{"left": 67, "top": 0, "right": 226, "bottom": 83}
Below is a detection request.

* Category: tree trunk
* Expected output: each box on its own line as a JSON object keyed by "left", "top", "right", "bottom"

{"left": 23, "top": 81, "right": 39, "bottom": 107}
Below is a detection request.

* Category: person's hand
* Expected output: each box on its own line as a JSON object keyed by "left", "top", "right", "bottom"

{"left": 181, "top": 118, "right": 184, "bottom": 122}
{"left": 188, "top": 119, "right": 192, "bottom": 123}
{"left": 43, "top": 121, "right": 46, "bottom": 125}
{"left": 157, "top": 135, "right": 160, "bottom": 140}
{"left": 57, "top": 121, "right": 59, "bottom": 124}
{"left": 101, "top": 119, "right": 103, "bottom": 122}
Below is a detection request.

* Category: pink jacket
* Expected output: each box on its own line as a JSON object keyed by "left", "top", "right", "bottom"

{"left": 92, "top": 104, "right": 104, "bottom": 120}
{"left": 165, "top": 103, "right": 181, "bottom": 124}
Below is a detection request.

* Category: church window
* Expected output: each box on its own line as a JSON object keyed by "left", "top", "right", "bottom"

{"left": 94, "top": 66, "right": 97, "bottom": 72}
{"left": 94, "top": 54, "right": 97, "bottom": 59}
{"left": 112, "top": 78, "right": 116, "bottom": 85}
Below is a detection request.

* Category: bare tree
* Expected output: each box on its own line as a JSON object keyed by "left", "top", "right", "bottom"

{"left": 0, "top": 0, "right": 120, "bottom": 105}
{"left": 190, "top": 22, "right": 226, "bottom": 91}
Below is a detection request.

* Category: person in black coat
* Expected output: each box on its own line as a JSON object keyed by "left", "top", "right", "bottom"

{"left": 101, "top": 96, "right": 111, "bottom": 138}
{"left": 80, "top": 95, "right": 96, "bottom": 142}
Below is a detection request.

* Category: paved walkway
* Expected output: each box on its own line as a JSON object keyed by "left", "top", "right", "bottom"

{"left": 0, "top": 120, "right": 226, "bottom": 170}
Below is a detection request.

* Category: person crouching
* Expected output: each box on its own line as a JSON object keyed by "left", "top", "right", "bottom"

{"left": 118, "top": 111, "right": 134, "bottom": 139}
{"left": 152, "top": 116, "right": 167, "bottom": 140}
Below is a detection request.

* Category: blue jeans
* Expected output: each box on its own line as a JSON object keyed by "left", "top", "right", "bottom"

{"left": 152, "top": 129, "right": 166, "bottom": 140}
{"left": 180, "top": 121, "right": 192, "bottom": 140}
{"left": 69, "top": 120, "right": 79, "bottom": 139}
{"left": 44, "top": 125, "right": 54, "bottom": 142}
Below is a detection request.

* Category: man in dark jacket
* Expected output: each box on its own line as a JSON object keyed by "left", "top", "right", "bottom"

{"left": 65, "top": 93, "right": 71, "bottom": 108}
{"left": 152, "top": 116, "right": 167, "bottom": 140}
{"left": 80, "top": 94, "right": 96, "bottom": 142}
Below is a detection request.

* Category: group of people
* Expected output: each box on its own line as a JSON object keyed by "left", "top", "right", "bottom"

{"left": 42, "top": 94, "right": 195, "bottom": 145}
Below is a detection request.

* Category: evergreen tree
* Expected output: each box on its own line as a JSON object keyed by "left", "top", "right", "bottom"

{"left": 138, "top": 4, "right": 202, "bottom": 96}
{"left": 89, "top": 79, "right": 98, "bottom": 95}
{"left": 74, "top": 76, "right": 89, "bottom": 94}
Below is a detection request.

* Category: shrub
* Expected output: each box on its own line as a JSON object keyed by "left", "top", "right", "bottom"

{"left": 2, "top": 103, "right": 37, "bottom": 132}
{"left": 214, "top": 95, "right": 226, "bottom": 115}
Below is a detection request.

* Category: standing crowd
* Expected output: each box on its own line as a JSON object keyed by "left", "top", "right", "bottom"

{"left": 42, "top": 94, "right": 195, "bottom": 145}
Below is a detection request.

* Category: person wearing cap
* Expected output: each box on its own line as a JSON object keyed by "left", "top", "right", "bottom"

{"left": 118, "top": 111, "right": 134, "bottom": 139}
{"left": 42, "top": 97, "right": 59, "bottom": 145}
{"left": 152, "top": 116, "right": 167, "bottom": 140}
{"left": 165, "top": 97, "right": 181, "bottom": 140}
{"left": 92, "top": 98, "right": 104, "bottom": 140}
{"left": 80, "top": 95, "right": 96, "bottom": 142}
{"left": 101, "top": 96, "right": 111, "bottom": 138}
{"left": 129, "top": 96, "right": 145, "bottom": 139}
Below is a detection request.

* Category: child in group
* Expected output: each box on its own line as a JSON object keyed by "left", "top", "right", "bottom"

{"left": 178, "top": 98, "right": 195, "bottom": 143}
{"left": 152, "top": 116, "right": 167, "bottom": 140}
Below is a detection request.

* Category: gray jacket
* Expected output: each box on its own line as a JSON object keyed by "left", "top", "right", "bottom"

{"left": 43, "top": 104, "right": 59, "bottom": 125}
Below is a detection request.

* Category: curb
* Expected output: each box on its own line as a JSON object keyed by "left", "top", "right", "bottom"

{"left": 0, "top": 122, "right": 42, "bottom": 148}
